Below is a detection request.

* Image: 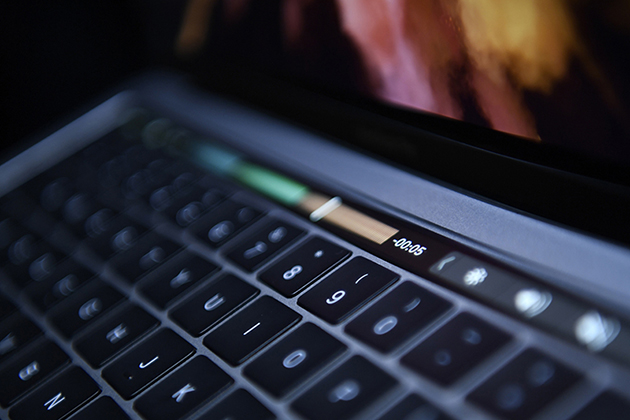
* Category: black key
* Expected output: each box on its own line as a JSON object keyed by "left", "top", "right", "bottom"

{"left": 9, "top": 366, "right": 100, "bottom": 420}
{"left": 226, "top": 219, "right": 304, "bottom": 272}
{"left": 191, "top": 199, "right": 262, "bottom": 248}
{"left": 4, "top": 237, "right": 66, "bottom": 289}
{"left": 468, "top": 349, "right": 581, "bottom": 420}
{"left": 70, "top": 397, "right": 130, "bottom": 420}
{"left": 164, "top": 185, "right": 226, "bottom": 226}
{"left": 48, "top": 280, "right": 125, "bottom": 339}
{"left": 569, "top": 392, "right": 630, "bottom": 420}
{"left": 0, "top": 294, "right": 16, "bottom": 321}
{"left": 25, "top": 259, "right": 95, "bottom": 312}
{"left": 0, "top": 340, "right": 70, "bottom": 407}
{"left": 346, "top": 281, "right": 451, "bottom": 353}
{"left": 259, "top": 237, "right": 350, "bottom": 297}
{"left": 376, "top": 394, "right": 453, "bottom": 420}
{"left": 61, "top": 193, "right": 100, "bottom": 237}
{"left": 74, "top": 305, "right": 159, "bottom": 367}
{"left": 244, "top": 323, "right": 347, "bottom": 398}
{"left": 170, "top": 274, "right": 259, "bottom": 336}
{"left": 291, "top": 356, "right": 398, "bottom": 420}
{"left": 0, "top": 313, "right": 42, "bottom": 364}
{"left": 402, "top": 313, "right": 511, "bottom": 386}
{"left": 0, "top": 218, "right": 30, "bottom": 265}
{"left": 204, "top": 296, "right": 301, "bottom": 366}
{"left": 298, "top": 257, "right": 399, "bottom": 324}
{"left": 140, "top": 252, "right": 219, "bottom": 309}
{"left": 102, "top": 329, "right": 195, "bottom": 399}
{"left": 84, "top": 213, "right": 147, "bottom": 259}
{"left": 109, "top": 231, "right": 181, "bottom": 283}
{"left": 199, "top": 389, "right": 275, "bottom": 420}
{"left": 134, "top": 356, "right": 233, "bottom": 420}
{"left": 38, "top": 177, "right": 75, "bottom": 215}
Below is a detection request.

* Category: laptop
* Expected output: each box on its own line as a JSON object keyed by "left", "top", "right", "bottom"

{"left": 1, "top": 1, "right": 630, "bottom": 419}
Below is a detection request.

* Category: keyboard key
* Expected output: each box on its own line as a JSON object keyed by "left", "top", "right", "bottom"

{"left": 468, "top": 349, "right": 581, "bottom": 420}
{"left": 0, "top": 340, "right": 70, "bottom": 407}
{"left": 569, "top": 392, "right": 630, "bottom": 420}
{"left": 61, "top": 193, "right": 100, "bottom": 237}
{"left": 298, "top": 257, "right": 399, "bottom": 324}
{"left": 134, "top": 356, "right": 233, "bottom": 420}
{"left": 74, "top": 305, "right": 159, "bottom": 367}
{"left": 402, "top": 313, "right": 511, "bottom": 386}
{"left": 9, "top": 366, "right": 101, "bottom": 420}
{"left": 226, "top": 219, "right": 304, "bottom": 272}
{"left": 140, "top": 252, "right": 219, "bottom": 309}
{"left": 48, "top": 280, "right": 125, "bottom": 339}
{"left": 204, "top": 296, "right": 301, "bottom": 366}
{"left": 70, "top": 397, "right": 130, "bottom": 420}
{"left": 0, "top": 313, "right": 42, "bottom": 364}
{"left": 259, "top": 237, "right": 350, "bottom": 297}
{"left": 84, "top": 213, "right": 147, "bottom": 259}
{"left": 102, "top": 329, "right": 195, "bottom": 399}
{"left": 25, "top": 259, "right": 95, "bottom": 312}
{"left": 0, "top": 218, "right": 30, "bottom": 265}
{"left": 170, "top": 274, "right": 259, "bottom": 336}
{"left": 291, "top": 356, "right": 398, "bottom": 420}
{"left": 4, "top": 237, "right": 66, "bottom": 289}
{"left": 0, "top": 294, "right": 16, "bottom": 321}
{"left": 191, "top": 199, "right": 262, "bottom": 248}
{"left": 198, "top": 389, "right": 275, "bottom": 420}
{"left": 109, "top": 231, "right": 181, "bottom": 283}
{"left": 376, "top": 394, "right": 453, "bottom": 420}
{"left": 244, "top": 323, "right": 347, "bottom": 398}
{"left": 345, "top": 281, "right": 451, "bottom": 353}
{"left": 164, "top": 184, "right": 226, "bottom": 226}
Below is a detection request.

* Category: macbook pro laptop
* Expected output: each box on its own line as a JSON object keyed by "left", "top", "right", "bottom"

{"left": 1, "top": 1, "right": 630, "bottom": 419}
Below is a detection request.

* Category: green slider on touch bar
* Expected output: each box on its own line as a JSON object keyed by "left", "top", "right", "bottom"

{"left": 190, "top": 141, "right": 309, "bottom": 206}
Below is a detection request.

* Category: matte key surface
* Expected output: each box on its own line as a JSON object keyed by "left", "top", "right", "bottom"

{"left": 226, "top": 219, "right": 304, "bottom": 272}
{"left": 140, "top": 252, "right": 219, "bottom": 309}
{"left": 70, "top": 397, "right": 130, "bottom": 420}
{"left": 9, "top": 367, "right": 100, "bottom": 420}
{"left": 298, "top": 257, "right": 399, "bottom": 324}
{"left": 569, "top": 392, "right": 630, "bottom": 420}
{"left": 74, "top": 305, "right": 159, "bottom": 367}
{"left": 110, "top": 231, "right": 180, "bottom": 283}
{"left": 401, "top": 312, "right": 511, "bottom": 386}
{"left": 48, "top": 280, "right": 124, "bottom": 339}
{"left": 191, "top": 199, "right": 262, "bottom": 248}
{"left": 259, "top": 236, "right": 350, "bottom": 297}
{"left": 291, "top": 356, "right": 398, "bottom": 420}
{"left": 170, "top": 274, "right": 259, "bottom": 336}
{"left": 376, "top": 394, "right": 454, "bottom": 420}
{"left": 25, "top": 259, "right": 95, "bottom": 312}
{"left": 102, "top": 329, "right": 195, "bottom": 399}
{"left": 0, "top": 313, "right": 42, "bottom": 364}
{"left": 134, "top": 356, "right": 233, "bottom": 420}
{"left": 198, "top": 389, "right": 275, "bottom": 420}
{"left": 468, "top": 349, "right": 581, "bottom": 420}
{"left": 244, "top": 323, "right": 347, "bottom": 398}
{"left": 204, "top": 296, "right": 301, "bottom": 366}
{"left": 345, "top": 281, "right": 451, "bottom": 353}
{"left": 0, "top": 340, "right": 69, "bottom": 407}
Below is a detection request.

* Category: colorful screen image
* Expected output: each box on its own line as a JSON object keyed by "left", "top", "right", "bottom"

{"left": 177, "top": 0, "right": 630, "bottom": 163}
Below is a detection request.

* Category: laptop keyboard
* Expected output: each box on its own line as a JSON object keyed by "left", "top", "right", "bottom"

{"left": 0, "top": 118, "right": 629, "bottom": 420}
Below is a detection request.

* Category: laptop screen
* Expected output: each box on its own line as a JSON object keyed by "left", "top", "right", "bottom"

{"left": 177, "top": 0, "right": 630, "bottom": 243}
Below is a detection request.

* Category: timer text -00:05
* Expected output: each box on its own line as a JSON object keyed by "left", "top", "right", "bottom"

{"left": 392, "top": 238, "right": 427, "bottom": 256}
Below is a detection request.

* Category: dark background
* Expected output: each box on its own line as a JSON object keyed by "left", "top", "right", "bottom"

{"left": 0, "top": 1, "right": 186, "bottom": 151}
